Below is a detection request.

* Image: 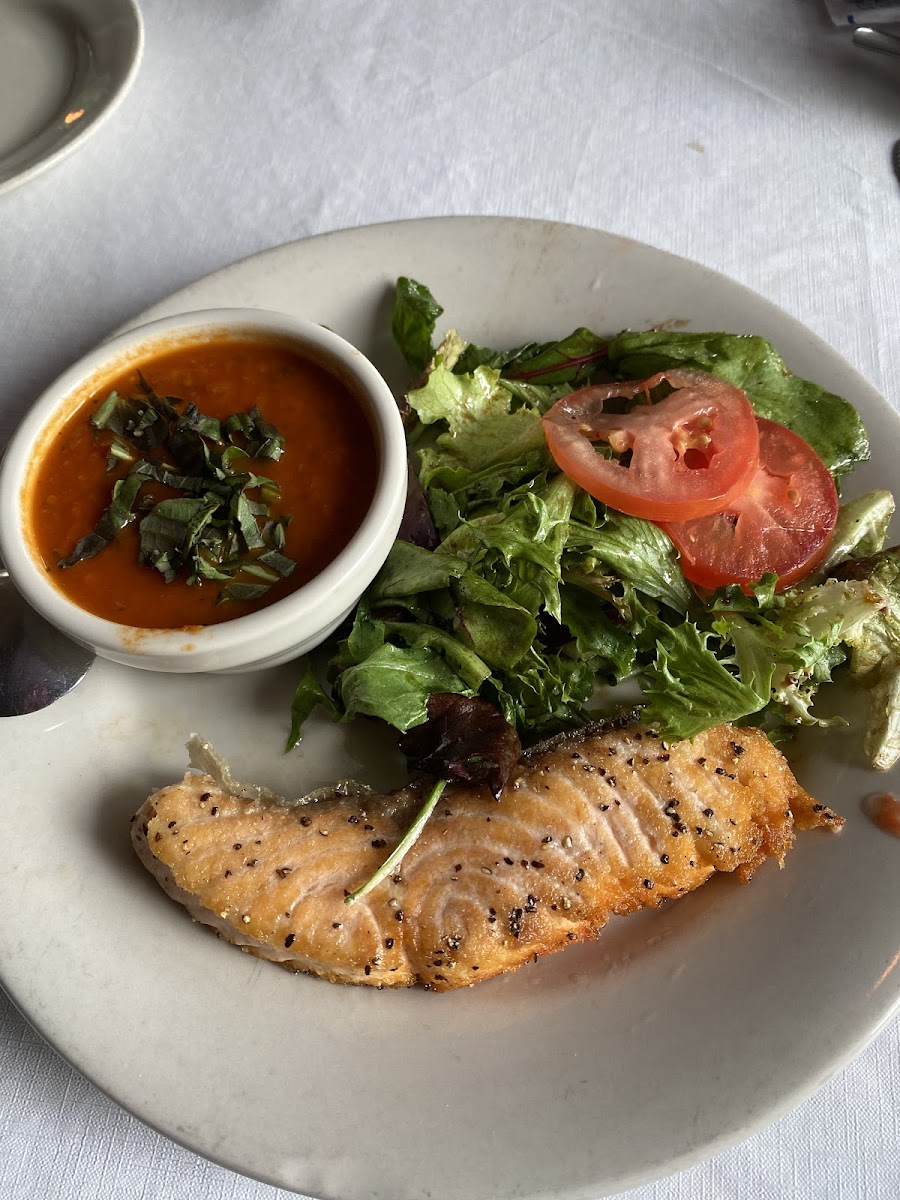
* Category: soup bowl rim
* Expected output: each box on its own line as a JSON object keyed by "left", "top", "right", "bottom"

{"left": 0, "top": 307, "right": 408, "bottom": 673}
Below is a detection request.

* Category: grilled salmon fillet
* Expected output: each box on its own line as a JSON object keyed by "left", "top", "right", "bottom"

{"left": 131, "top": 721, "right": 841, "bottom": 991}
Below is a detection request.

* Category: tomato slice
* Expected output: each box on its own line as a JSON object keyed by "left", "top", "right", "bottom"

{"left": 660, "top": 418, "right": 839, "bottom": 592}
{"left": 541, "top": 368, "right": 760, "bottom": 521}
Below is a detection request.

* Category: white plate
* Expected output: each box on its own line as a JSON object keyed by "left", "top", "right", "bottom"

{"left": 0, "top": 0, "right": 142, "bottom": 196}
{"left": 3, "top": 218, "right": 899, "bottom": 1200}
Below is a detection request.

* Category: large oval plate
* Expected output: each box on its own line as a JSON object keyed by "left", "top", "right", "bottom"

{"left": 3, "top": 218, "right": 899, "bottom": 1200}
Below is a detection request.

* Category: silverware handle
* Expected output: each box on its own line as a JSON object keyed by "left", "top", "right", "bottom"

{"left": 853, "top": 26, "right": 900, "bottom": 56}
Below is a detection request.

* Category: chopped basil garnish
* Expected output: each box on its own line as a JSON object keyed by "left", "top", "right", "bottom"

{"left": 60, "top": 379, "right": 296, "bottom": 603}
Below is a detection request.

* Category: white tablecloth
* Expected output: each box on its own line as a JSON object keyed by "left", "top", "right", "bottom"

{"left": 1, "top": 1, "right": 898, "bottom": 1196}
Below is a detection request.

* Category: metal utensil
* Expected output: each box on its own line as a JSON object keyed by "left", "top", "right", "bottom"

{"left": 852, "top": 26, "right": 900, "bottom": 55}
{"left": 0, "top": 566, "right": 93, "bottom": 716}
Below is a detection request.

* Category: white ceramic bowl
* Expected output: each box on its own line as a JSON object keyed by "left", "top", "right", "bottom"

{"left": 0, "top": 308, "right": 407, "bottom": 673}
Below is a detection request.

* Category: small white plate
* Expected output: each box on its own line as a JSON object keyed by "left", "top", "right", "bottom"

{"left": 0, "top": 0, "right": 143, "bottom": 196}
{"left": 2, "top": 218, "right": 899, "bottom": 1200}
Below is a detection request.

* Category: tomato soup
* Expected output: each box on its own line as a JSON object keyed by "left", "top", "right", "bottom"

{"left": 26, "top": 337, "right": 379, "bottom": 628}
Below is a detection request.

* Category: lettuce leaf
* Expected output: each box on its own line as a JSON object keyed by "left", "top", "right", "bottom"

{"left": 558, "top": 585, "right": 638, "bottom": 680}
{"left": 285, "top": 658, "right": 337, "bottom": 751}
{"left": 369, "top": 541, "right": 468, "bottom": 601}
{"left": 409, "top": 363, "right": 552, "bottom": 526}
{"left": 715, "top": 579, "right": 884, "bottom": 727}
{"left": 455, "top": 327, "right": 608, "bottom": 386}
{"left": 564, "top": 511, "right": 693, "bottom": 614}
{"left": 641, "top": 579, "right": 886, "bottom": 741}
{"left": 842, "top": 549, "right": 900, "bottom": 769}
{"left": 489, "top": 646, "right": 597, "bottom": 738}
{"left": 439, "top": 474, "right": 577, "bottom": 622}
{"left": 450, "top": 571, "right": 537, "bottom": 671}
{"left": 813, "top": 490, "right": 895, "bottom": 580}
{"left": 392, "top": 277, "right": 443, "bottom": 371}
{"left": 337, "top": 642, "right": 474, "bottom": 731}
{"left": 640, "top": 621, "right": 764, "bottom": 740}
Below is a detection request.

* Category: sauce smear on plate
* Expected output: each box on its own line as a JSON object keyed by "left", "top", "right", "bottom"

{"left": 862, "top": 792, "right": 900, "bottom": 839}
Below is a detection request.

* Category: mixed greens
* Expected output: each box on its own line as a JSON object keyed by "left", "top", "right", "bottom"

{"left": 289, "top": 278, "right": 900, "bottom": 776}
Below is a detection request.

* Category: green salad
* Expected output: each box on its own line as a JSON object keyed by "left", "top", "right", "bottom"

{"left": 288, "top": 277, "right": 900, "bottom": 779}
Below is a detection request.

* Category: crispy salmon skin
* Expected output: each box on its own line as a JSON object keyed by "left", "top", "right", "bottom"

{"left": 131, "top": 722, "right": 841, "bottom": 991}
